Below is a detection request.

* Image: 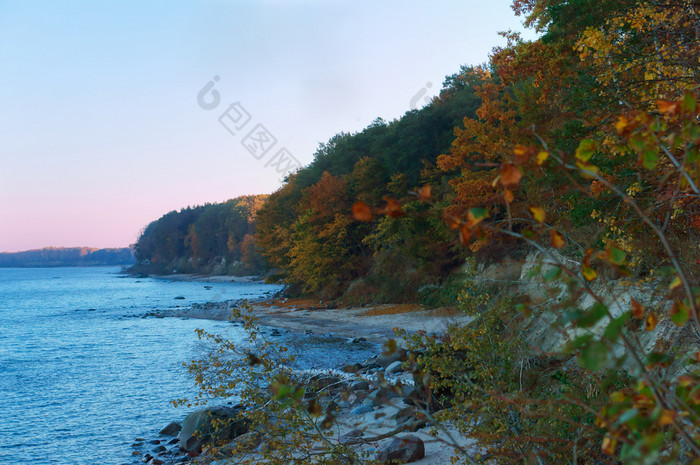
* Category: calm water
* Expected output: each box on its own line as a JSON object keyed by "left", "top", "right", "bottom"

{"left": 0, "top": 267, "right": 376, "bottom": 464}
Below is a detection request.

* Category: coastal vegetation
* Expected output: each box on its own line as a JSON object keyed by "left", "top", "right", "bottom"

{"left": 131, "top": 195, "right": 268, "bottom": 276}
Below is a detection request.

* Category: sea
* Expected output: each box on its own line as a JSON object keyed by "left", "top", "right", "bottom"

{"left": 0, "top": 267, "right": 377, "bottom": 464}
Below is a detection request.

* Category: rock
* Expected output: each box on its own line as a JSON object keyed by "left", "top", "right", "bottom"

{"left": 149, "top": 439, "right": 160, "bottom": 444}
{"left": 375, "top": 434, "right": 425, "bottom": 464}
{"left": 135, "top": 437, "right": 146, "bottom": 441}
{"left": 132, "top": 451, "right": 141, "bottom": 456}
{"left": 343, "top": 363, "right": 363, "bottom": 373}
{"left": 153, "top": 445, "right": 166, "bottom": 452}
{"left": 217, "top": 431, "right": 262, "bottom": 456}
{"left": 338, "top": 429, "right": 363, "bottom": 445}
{"left": 351, "top": 337, "right": 366, "bottom": 343}
{"left": 179, "top": 405, "right": 249, "bottom": 453}
{"left": 371, "top": 388, "right": 401, "bottom": 407}
{"left": 174, "top": 296, "right": 186, "bottom": 300}
{"left": 394, "top": 406, "right": 415, "bottom": 425}
{"left": 351, "top": 404, "right": 373, "bottom": 415}
{"left": 167, "top": 437, "right": 179, "bottom": 445}
{"left": 148, "top": 459, "right": 165, "bottom": 465}
{"left": 351, "top": 380, "right": 369, "bottom": 391}
{"left": 376, "top": 349, "right": 406, "bottom": 368}
{"left": 385, "top": 360, "right": 403, "bottom": 375}
{"left": 159, "top": 421, "right": 182, "bottom": 436}
{"left": 141, "top": 454, "right": 153, "bottom": 463}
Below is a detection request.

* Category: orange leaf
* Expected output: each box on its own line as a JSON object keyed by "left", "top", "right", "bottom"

{"left": 445, "top": 214, "right": 461, "bottom": 230}
{"left": 614, "top": 116, "right": 629, "bottom": 135}
{"left": 513, "top": 144, "right": 536, "bottom": 163}
{"left": 352, "top": 202, "right": 373, "bottom": 222}
{"left": 659, "top": 409, "right": 675, "bottom": 426}
{"left": 551, "top": 229, "right": 566, "bottom": 249}
{"left": 459, "top": 224, "right": 472, "bottom": 246}
{"left": 529, "top": 206, "right": 546, "bottom": 223}
{"left": 504, "top": 189, "right": 514, "bottom": 203}
{"left": 631, "top": 298, "right": 645, "bottom": 320}
{"left": 418, "top": 185, "right": 431, "bottom": 202}
{"left": 500, "top": 163, "right": 522, "bottom": 187}
{"left": 378, "top": 198, "right": 405, "bottom": 218}
{"left": 656, "top": 100, "right": 680, "bottom": 116}
{"left": 645, "top": 312, "right": 658, "bottom": 331}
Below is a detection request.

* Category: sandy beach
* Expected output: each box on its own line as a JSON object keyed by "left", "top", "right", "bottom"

{"left": 168, "top": 296, "right": 472, "bottom": 345}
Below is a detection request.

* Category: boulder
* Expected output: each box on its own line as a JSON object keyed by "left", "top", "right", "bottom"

{"left": 179, "top": 405, "right": 249, "bottom": 453}
{"left": 376, "top": 349, "right": 406, "bottom": 368}
{"left": 159, "top": 421, "right": 182, "bottom": 436}
{"left": 375, "top": 434, "right": 425, "bottom": 464}
{"left": 351, "top": 380, "right": 369, "bottom": 391}
{"left": 385, "top": 360, "right": 403, "bottom": 375}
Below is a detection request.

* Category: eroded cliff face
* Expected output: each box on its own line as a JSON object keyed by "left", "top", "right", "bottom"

{"left": 473, "top": 250, "right": 697, "bottom": 379}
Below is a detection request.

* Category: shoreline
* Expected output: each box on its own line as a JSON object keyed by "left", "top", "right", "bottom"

{"left": 151, "top": 273, "right": 267, "bottom": 284}
{"left": 163, "top": 297, "right": 472, "bottom": 345}
{"left": 132, "top": 298, "right": 474, "bottom": 464}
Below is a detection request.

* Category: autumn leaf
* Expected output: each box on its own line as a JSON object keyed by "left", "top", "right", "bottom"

{"left": 445, "top": 213, "right": 461, "bottom": 229}
{"left": 670, "top": 301, "right": 689, "bottom": 326}
{"left": 576, "top": 161, "right": 600, "bottom": 178}
{"left": 551, "top": 229, "right": 566, "bottom": 248}
{"left": 536, "top": 151, "right": 549, "bottom": 165}
{"left": 529, "top": 206, "right": 546, "bottom": 223}
{"left": 467, "top": 207, "right": 489, "bottom": 227}
{"left": 504, "top": 189, "right": 514, "bottom": 203}
{"left": 459, "top": 224, "right": 472, "bottom": 246}
{"left": 306, "top": 399, "right": 323, "bottom": 417}
{"left": 418, "top": 185, "right": 431, "bottom": 202}
{"left": 631, "top": 298, "right": 645, "bottom": 319}
{"left": 601, "top": 436, "right": 616, "bottom": 455}
{"left": 500, "top": 163, "right": 522, "bottom": 187}
{"left": 669, "top": 275, "right": 681, "bottom": 290}
{"left": 352, "top": 201, "right": 373, "bottom": 222}
{"left": 575, "top": 139, "right": 596, "bottom": 162}
{"left": 614, "top": 116, "right": 629, "bottom": 135}
{"left": 513, "top": 144, "right": 536, "bottom": 163}
{"left": 605, "top": 243, "right": 626, "bottom": 266}
{"left": 378, "top": 198, "right": 405, "bottom": 218}
{"left": 582, "top": 264, "right": 598, "bottom": 281}
{"left": 645, "top": 312, "right": 658, "bottom": 331}
{"left": 659, "top": 409, "right": 675, "bottom": 426}
{"left": 656, "top": 100, "right": 680, "bottom": 116}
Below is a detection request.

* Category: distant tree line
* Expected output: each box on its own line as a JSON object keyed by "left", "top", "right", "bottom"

{"left": 130, "top": 195, "right": 268, "bottom": 276}
{"left": 0, "top": 247, "right": 135, "bottom": 267}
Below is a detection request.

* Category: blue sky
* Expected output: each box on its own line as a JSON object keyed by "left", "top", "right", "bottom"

{"left": 0, "top": 0, "right": 535, "bottom": 251}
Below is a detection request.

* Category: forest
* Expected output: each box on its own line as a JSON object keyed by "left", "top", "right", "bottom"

{"left": 0, "top": 247, "right": 134, "bottom": 267}
{"left": 131, "top": 195, "right": 267, "bottom": 276}
{"left": 254, "top": 0, "right": 699, "bottom": 304}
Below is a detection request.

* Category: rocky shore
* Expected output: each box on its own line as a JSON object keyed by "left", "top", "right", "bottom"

{"left": 129, "top": 347, "right": 473, "bottom": 465}
{"left": 130, "top": 298, "right": 475, "bottom": 464}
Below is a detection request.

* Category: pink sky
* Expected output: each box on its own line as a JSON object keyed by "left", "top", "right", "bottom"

{"left": 0, "top": 0, "right": 535, "bottom": 253}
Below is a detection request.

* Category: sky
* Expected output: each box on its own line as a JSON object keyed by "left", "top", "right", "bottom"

{"left": 0, "top": 0, "right": 536, "bottom": 252}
